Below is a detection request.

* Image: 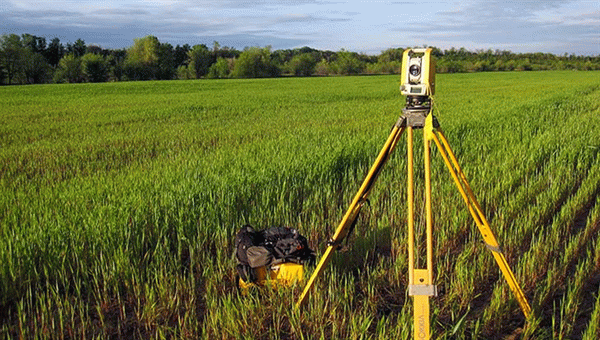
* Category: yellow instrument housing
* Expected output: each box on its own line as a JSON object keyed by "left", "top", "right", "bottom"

{"left": 400, "top": 48, "right": 435, "bottom": 97}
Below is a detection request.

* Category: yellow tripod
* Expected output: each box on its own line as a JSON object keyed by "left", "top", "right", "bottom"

{"left": 295, "top": 103, "right": 531, "bottom": 339}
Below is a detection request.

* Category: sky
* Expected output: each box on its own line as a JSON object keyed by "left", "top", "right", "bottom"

{"left": 1, "top": 0, "right": 599, "bottom": 55}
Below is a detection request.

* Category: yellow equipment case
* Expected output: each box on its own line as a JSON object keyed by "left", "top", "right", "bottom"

{"left": 238, "top": 263, "right": 304, "bottom": 290}
{"left": 235, "top": 225, "right": 314, "bottom": 291}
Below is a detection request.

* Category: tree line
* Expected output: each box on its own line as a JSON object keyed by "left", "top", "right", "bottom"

{"left": 1, "top": 33, "right": 599, "bottom": 85}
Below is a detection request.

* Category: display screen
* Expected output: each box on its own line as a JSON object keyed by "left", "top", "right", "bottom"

{"left": 410, "top": 87, "right": 422, "bottom": 94}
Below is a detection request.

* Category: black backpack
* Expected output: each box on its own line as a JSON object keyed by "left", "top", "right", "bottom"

{"left": 235, "top": 225, "right": 315, "bottom": 283}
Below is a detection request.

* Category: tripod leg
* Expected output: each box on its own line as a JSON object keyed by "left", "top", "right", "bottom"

{"left": 431, "top": 129, "right": 531, "bottom": 317}
{"left": 424, "top": 127, "right": 434, "bottom": 284}
{"left": 295, "top": 124, "right": 406, "bottom": 309}
{"left": 407, "top": 127, "right": 415, "bottom": 284}
{"left": 407, "top": 127, "right": 436, "bottom": 340}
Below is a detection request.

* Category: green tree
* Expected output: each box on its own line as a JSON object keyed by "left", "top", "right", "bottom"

{"left": 437, "top": 59, "right": 465, "bottom": 73}
{"left": 315, "top": 59, "right": 332, "bottom": 76}
{"left": 207, "top": 57, "right": 231, "bottom": 79}
{"left": 332, "top": 50, "right": 364, "bottom": 75}
{"left": 44, "top": 37, "right": 64, "bottom": 66}
{"left": 516, "top": 58, "right": 532, "bottom": 71}
{"left": 124, "top": 35, "right": 160, "bottom": 80}
{"left": 212, "top": 41, "right": 240, "bottom": 59}
{"left": 86, "top": 45, "right": 106, "bottom": 56}
{"left": 156, "top": 42, "right": 175, "bottom": 80}
{"left": 0, "top": 34, "right": 24, "bottom": 85}
{"left": 54, "top": 54, "right": 83, "bottom": 83}
{"left": 22, "top": 49, "right": 50, "bottom": 84}
{"left": 107, "top": 49, "right": 126, "bottom": 81}
{"left": 286, "top": 53, "right": 317, "bottom": 76}
{"left": 81, "top": 53, "right": 108, "bottom": 82}
{"left": 231, "top": 46, "right": 280, "bottom": 78}
{"left": 378, "top": 48, "right": 404, "bottom": 63}
{"left": 19, "top": 35, "right": 51, "bottom": 84}
{"left": 474, "top": 60, "right": 492, "bottom": 72}
{"left": 71, "top": 39, "right": 87, "bottom": 57}
{"left": 174, "top": 44, "right": 190, "bottom": 68}
{"left": 21, "top": 34, "right": 46, "bottom": 54}
{"left": 375, "top": 48, "right": 403, "bottom": 74}
{"left": 177, "top": 65, "right": 193, "bottom": 80}
{"left": 188, "top": 44, "right": 212, "bottom": 78}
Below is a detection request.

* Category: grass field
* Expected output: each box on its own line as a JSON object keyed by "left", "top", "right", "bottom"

{"left": 1, "top": 71, "right": 600, "bottom": 339}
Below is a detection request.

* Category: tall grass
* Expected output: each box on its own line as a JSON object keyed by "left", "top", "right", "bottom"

{"left": 1, "top": 71, "right": 599, "bottom": 339}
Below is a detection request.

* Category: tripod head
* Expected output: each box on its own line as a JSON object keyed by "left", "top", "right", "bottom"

{"left": 405, "top": 95, "right": 432, "bottom": 109}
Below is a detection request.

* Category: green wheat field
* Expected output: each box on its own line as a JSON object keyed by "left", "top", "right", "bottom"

{"left": 1, "top": 71, "right": 600, "bottom": 339}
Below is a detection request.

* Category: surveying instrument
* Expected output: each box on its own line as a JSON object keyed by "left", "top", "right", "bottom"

{"left": 295, "top": 48, "right": 531, "bottom": 339}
